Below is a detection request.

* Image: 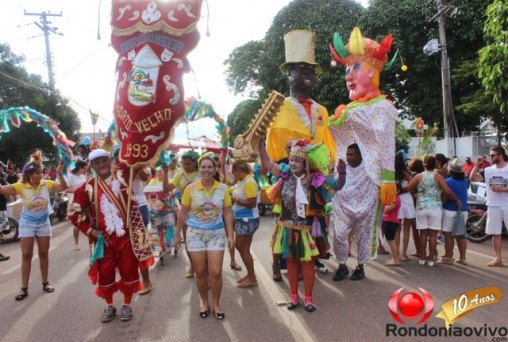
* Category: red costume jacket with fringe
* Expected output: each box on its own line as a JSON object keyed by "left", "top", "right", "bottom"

{"left": 70, "top": 164, "right": 153, "bottom": 263}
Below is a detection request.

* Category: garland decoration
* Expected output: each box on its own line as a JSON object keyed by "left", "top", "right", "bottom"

{"left": 0, "top": 106, "right": 75, "bottom": 173}
{"left": 184, "top": 97, "right": 230, "bottom": 149}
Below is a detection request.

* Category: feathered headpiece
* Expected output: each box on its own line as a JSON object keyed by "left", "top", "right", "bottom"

{"left": 289, "top": 140, "right": 311, "bottom": 160}
{"left": 22, "top": 150, "right": 43, "bottom": 174}
{"left": 329, "top": 27, "right": 398, "bottom": 71}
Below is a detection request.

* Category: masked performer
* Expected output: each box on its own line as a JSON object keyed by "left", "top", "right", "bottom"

{"left": 70, "top": 149, "right": 153, "bottom": 323}
{"left": 265, "top": 29, "right": 336, "bottom": 281}
{"left": 260, "top": 140, "right": 342, "bottom": 312}
{"left": 328, "top": 27, "right": 398, "bottom": 281}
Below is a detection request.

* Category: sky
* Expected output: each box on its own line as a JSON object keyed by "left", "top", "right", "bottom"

{"left": 1, "top": 0, "right": 367, "bottom": 145}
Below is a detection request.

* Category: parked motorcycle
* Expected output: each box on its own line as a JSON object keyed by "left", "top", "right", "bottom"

{"left": 1, "top": 199, "right": 22, "bottom": 243}
{"left": 50, "top": 192, "right": 69, "bottom": 225}
{"left": 466, "top": 182, "right": 507, "bottom": 243}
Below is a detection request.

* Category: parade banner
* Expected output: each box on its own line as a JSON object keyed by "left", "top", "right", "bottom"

{"left": 111, "top": 0, "right": 202, "bottom": 167}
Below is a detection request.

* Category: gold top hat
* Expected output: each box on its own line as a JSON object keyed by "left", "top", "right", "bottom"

{"left": 280, "top": 30, "right": 322, "bottom": 74}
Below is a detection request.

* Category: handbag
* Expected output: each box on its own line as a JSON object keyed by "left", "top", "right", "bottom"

{"left": 452, "top": 210, "right": 466, "bottom": 237}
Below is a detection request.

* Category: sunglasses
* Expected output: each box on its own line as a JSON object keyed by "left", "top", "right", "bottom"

{"left": 489, "top": 153, "right": 499, "bottom": 158}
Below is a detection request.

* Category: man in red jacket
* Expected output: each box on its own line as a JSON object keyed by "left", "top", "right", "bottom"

{"left": 70, "top": 149, "right": 152, "bottom": 323}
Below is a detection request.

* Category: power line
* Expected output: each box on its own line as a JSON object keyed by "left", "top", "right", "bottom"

{"left": 55, "top": 45, "right": 106, "bottom": 83}
{"left": 24, "top": 10, "right": 62, "bottom": 92}
{"left": 0, "top": 69, "right": 112, "bottom": 126}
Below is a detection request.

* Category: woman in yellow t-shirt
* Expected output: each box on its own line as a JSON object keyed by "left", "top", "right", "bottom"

{"left": 175, "top": 156, "right": 234, "bottom": 320}
{"left": 0, "top": 159, "right": 67, "bottom": 301}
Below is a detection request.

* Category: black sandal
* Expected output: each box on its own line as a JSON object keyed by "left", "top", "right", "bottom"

{"left": 213, "top": 311, "right": 225, "bottom": 320}
{"left": 42, "top": 282, "right": 55, "bottom": 293}
{"left": 199, "top": 307, "right": 210, "bottom": 319}
{"left": 15, "top": 287, "right": 28, "bottom": 301}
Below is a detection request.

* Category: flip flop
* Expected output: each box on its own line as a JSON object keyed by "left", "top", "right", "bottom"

{"left": 230, "top": 263, "right": 242, "bottom": 271}
{"left": 139, "top": 283, "right": 152, "bottom": 295}
{"left": 385, "top": 260, "right": 400, "bottom": 266}
{"left": 400, "top": 256, "right": 409, "bottom": 262}
{"left": 487, "top": 260, "right": 503, "bottom": 267}
{"left": 236, "top": 276, "right": 248, "bottom": 284}
{"left": 236, "top": 280, "right": 258, "bottom": 288}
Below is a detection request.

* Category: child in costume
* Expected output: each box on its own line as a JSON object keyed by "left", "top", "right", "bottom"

{"left": 382, "top": 187, "right": 401, "bottom": 266}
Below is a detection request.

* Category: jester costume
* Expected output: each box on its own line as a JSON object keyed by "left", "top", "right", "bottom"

{"left": 330, "top": 98, "right": 397, "bottom": 262}
{"left": 266, "top": 142, "right": 334, "bottom": 310}
{"left": 328, "top": 27, "right": 398, "bottom": 268}
{"left": 70, "top": 163, "right": 153, "bottom": 299}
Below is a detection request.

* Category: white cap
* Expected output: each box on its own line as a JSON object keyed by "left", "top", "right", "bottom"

{"left": 88, "top": 149, "right": 110, "bottom": 162}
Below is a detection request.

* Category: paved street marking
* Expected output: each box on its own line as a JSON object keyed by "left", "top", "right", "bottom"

{"left": 251, "top": 250, "right": 317, "bottom": 342}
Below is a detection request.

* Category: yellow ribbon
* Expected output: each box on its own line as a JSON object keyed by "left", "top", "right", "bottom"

{"left": 436, "top": 287, "right": 503, "bottom": 327}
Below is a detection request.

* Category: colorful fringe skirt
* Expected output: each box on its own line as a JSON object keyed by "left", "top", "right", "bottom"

{"left": 272, "top": 221, "right": 319, "bottom": 262}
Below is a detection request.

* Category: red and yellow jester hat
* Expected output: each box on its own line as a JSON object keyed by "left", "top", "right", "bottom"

{"left": 329, "top": 27, "right": 398, "bottom": 71}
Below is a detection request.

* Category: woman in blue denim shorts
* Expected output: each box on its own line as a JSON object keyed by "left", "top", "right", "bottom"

{"left": 175, "top": 156, "right": 234, "bottom": 320}
{"left": 0, "top": 154, "right": 67, "bottom": 301}
{"left": 231, "top": 160, "right": 260, "bottom": 288}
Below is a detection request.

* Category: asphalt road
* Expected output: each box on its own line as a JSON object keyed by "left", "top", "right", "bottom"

{"left": 0, "top": 216, "right": 507, "bottom": 342}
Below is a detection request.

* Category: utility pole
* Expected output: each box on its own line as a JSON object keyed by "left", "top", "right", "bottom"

{"left": 428, "top": 0, "right": 458, "bottom": 157}
{"left": 24, "top": 10, "right": 62, "bottom": 92}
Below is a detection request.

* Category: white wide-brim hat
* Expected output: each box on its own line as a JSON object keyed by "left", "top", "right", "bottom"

{"left": 88, "top": 149, "right": 110, "bottom": 162}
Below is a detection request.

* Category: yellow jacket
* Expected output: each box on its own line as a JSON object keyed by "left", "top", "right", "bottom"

{"left": 266, "top": 98, "right": 336, "bottom": 162}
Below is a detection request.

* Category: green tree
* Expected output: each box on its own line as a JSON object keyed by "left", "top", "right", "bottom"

{"left": 395, "top": 120, "right": 411, "bottom": 152}
{"left": 453, "top": 59, "right": 506, "bottom": 138}
{"left": 227, "top": 98, "right": 263, "bottom": 144}
{"left": 478, "top": 0, "right": 508, "bottom": 143}
{"left": 359, "top": 0, "right": 492, "bottom": 135}
{"left": 225, "top": 0, "right": 366, "bottom": 111}
{"left": 0, "top": 43, "right": 81, "bottom": 167}
{"left": 225, "top": 0, "right": 493, "bottom": 139}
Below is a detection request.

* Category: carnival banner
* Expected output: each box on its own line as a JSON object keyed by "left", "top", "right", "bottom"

{"left": 111, "top": 0, "right": 202, "bottom": 167}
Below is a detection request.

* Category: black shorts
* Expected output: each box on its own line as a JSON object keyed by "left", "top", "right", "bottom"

{"left": 382, "top": 221, "right": 399, "bottom": 241}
